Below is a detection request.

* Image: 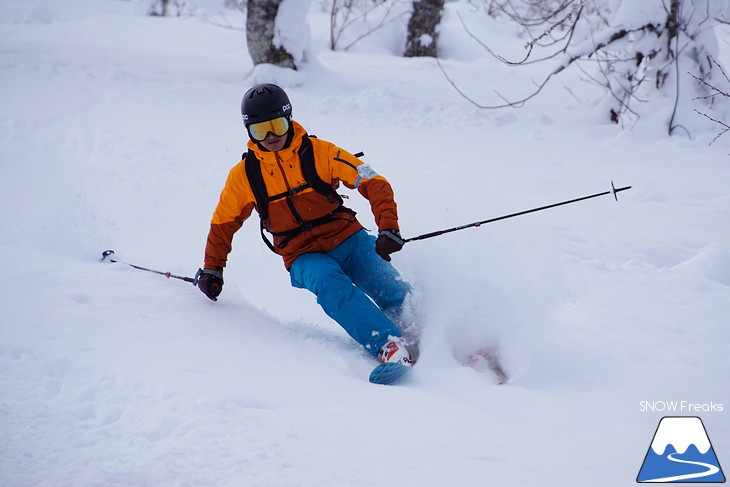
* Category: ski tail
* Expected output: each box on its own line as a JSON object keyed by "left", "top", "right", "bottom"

{"left": 465, "top": 349, "right": 509, "bottom": 384}
{"left": 369, "top": 362, "right": 411, "bottom": 385}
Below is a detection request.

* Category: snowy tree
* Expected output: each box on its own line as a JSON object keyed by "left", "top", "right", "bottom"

{"left": 247, "top": 0, "right": 296, "bottom": 69}
{"left": 452, "top": 0, "right": 729, "bottom": 137}
{"left": 147, "top": 0, "right": 190, "bottom": 16}
{"left": 246, "top": 0, "right": 312, "bottom": 70}
{"left": 147, "top": 0, "right": 171, "bottom": 16}
{"left": 404, "top": 0, "right": 445, "bottom": 57}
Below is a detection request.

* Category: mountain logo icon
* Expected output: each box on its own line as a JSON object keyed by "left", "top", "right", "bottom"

{"left": 637, "top": 416, "right": 726, "bottom": 483}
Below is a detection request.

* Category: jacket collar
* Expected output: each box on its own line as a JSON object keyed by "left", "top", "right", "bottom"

{"left": 246, "top": 121, "right": 306, "bottom": 167}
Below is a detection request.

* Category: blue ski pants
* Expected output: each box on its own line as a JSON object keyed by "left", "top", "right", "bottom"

{"left": 289, "top": 229, "right": 412, "bottom": 356}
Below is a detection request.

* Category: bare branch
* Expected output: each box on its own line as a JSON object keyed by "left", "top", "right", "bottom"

{"left": 439, "top": 21, "right": 661, "bottom": 111}
{"left": 457, "top": 11, "right": 536, "bottom": 65}
{"left": 446, "top": 0, "right": 727, "bottom": 135}
{"left": 341, "top": 5, "right": 406, "bottom": 52}
{"left": 690, "top": 72, "right": 730, "bottom": 99}
{"left": 329, "top": 0, "right": 406, "bottom": 52}
{"left": 524, "top": 0, "right": 588, "bottom": 51}
{"left": 689, "top": 55, "right": 730, "bottom": 144}
{"left": 436, "top": 56, "right": 555, "bottom": 109}
{"left": 694, "top": 109, "right": 730, "bottom": 144}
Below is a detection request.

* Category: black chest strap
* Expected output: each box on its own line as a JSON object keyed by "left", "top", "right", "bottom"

{"left": 244, "top": 135, "right": 354, "bottom": 253}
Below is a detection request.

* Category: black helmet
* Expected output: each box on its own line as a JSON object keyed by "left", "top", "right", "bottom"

{"left": 241, "top": 83, "right": 292, "bottom": 126}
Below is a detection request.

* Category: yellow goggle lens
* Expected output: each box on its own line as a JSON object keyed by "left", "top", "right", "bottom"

{"left": 248, "top": 117, "right": 290, "bottom": 141}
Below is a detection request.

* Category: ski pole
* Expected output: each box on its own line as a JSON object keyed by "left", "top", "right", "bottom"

{"left": 404, "top": 181, "right": 631, "bottom": 243}
{"left": 100, "top": 250, "right": 197, "bottom": 285}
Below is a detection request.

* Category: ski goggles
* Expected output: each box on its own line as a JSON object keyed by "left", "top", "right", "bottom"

{"left": 247, "top": 116, "right": 290, "bottom": 141}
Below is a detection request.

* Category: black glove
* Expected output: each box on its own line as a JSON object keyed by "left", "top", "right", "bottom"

{"left": 195, "top": 268, "right": 224, "bottom": 301}
{"left": 375, "top": 229, "right": 405, "bottom": 262}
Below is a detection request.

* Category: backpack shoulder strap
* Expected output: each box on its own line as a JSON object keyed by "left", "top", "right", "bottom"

{"left": 243, "top": 150, "right": 278, "bottom": 253}
{"left": 299, "top": 134, "right": 341, "bottom": 202}
{"left": 243, "top": 150, "right": 269, "bottom": 221}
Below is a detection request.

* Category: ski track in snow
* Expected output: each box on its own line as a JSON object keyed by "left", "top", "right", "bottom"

{"left": 651, "top": 453, "right": 720, "bottom": 482}
{"left": 643, "top": 453, "right": 721, "bottom": 483}
{"left": 1, "top": 1, "right": 729, "bottom": 486}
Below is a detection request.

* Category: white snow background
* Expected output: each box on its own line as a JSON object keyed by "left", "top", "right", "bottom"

{"left": 1, "top": 1, "right": 729, "bottom": 486}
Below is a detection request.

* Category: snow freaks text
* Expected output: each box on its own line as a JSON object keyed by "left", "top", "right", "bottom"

{"left": 639, "top": 401, "right": 724, "bottom": 413}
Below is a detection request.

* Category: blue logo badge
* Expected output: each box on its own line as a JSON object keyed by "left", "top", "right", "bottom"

{"left": 637, "top": 416, "right": 725, "bottom": 483}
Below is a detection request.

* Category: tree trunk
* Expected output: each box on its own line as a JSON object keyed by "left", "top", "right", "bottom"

{"left": 148, "top": 0, "right": 170, "bottom": 16}
{"left": 246, "top": 0, "right": 297, "bottom": 69}
{"left": 404, "top": 0, "right": 445, "bottom": 58}
{"left": 665, "top": 0, "right": 680, "bottom": 58}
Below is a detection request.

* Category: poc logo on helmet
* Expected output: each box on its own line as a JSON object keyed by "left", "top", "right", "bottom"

{"left": 282, "top": 103, "right": 291, "bottom": 112}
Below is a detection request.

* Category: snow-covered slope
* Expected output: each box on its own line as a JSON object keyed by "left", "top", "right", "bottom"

{"left": 1, "top": 1, "right": 729, "bottom": 486}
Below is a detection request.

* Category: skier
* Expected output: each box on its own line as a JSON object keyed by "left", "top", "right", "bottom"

{"left": 197, "top": 83, "right": 415, "bottom": 368}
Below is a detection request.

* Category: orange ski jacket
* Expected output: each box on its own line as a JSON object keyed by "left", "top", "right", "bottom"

{"left": 204, "top": 121, "right": 400, "bottom": 270}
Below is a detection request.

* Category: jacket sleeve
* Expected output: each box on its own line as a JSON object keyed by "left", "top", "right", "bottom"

{"left": 204, "top": 162, "right": 255, "bottom": 271}
{"left": 325, "top": 143, "right": 399, "bottom": 231}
